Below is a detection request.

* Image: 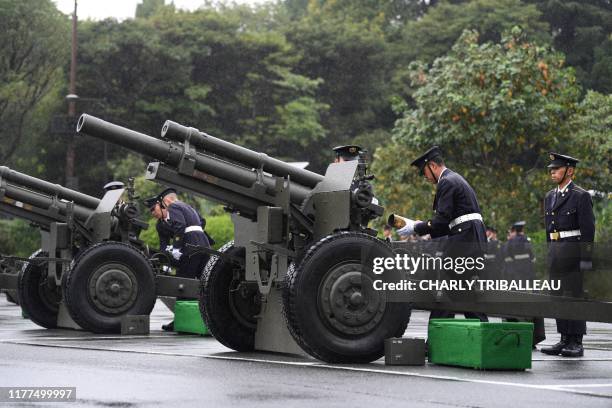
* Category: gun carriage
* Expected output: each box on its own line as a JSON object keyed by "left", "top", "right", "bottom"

{"left": 77, "top": 114, "right": 612, "bottom": 363}
{"left": 0, "top": 166, "right": 197, "bottom": 332}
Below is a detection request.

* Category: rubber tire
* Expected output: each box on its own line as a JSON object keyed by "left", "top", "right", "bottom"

{"left": 200, "top": 241, "right": 257, "bottom": 351}
{"left": 63, "top": 242, "right": 156, "bottom": 334}
{"left": 17, "top": 249, "right": 60, "bottom": 329}
{"left": 283, "top": 232, "right": 411, "bottom": 363}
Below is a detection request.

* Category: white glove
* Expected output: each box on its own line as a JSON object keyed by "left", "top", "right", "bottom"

{"left": 397, "top": 219, "right": 416, "bottom": 236}
{"left": 171, "top": 247, "right": 182, "bottom": 261}
{"left": 165, "top": 245, "right": 173, "bottom": 252}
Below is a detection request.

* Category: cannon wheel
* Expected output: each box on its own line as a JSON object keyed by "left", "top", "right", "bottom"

{"left": 200, "top": 242, "right": 259, "bottom": 351}
{"left": 18, "top": 249, "right": 61, "bottom": 328}
{"left": 63, "top": 242, "right": 156, "bottom": 333}
{"left": 283, "top": 232, "right": 411, "bottom": 363}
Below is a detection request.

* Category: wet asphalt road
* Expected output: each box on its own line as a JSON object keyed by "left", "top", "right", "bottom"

{"left": 1, "top": 296, "right": 611, "bottom": 407}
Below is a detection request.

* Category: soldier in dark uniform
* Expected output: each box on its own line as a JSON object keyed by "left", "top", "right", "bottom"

{"left": 333, "top": 145, "right": 361, "bottom": 163}
{"left": 502, "top": 221, "right": 546, "bottom": 347}
{"left": 144, "top": 189, "right": 212, "bottom": 331}
{"left": 541, "top": 153, "right": 595, "bottom": 357}
{"left": 157, "top": 189, "right": 211, "bottom": 280}
{"left": 400, "top": 146, "right": 488, "bottom": 321}
{"left": 503, "top": 221, "right": 535, "bottom": 283}
{"left": 484, "top": 226, "right": 503, "bottom": 281}
{"left": 144, "top": 195, "right": 174, "bottom": 256}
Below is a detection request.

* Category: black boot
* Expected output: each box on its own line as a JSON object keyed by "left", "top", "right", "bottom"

{"left": 561, "top": 335, "right": 584, "bottom": 357}
{"left": 541, "top": 334, "right": 568, "bottom": 355}
{"left": 162, "top": 321, "right": 174, "bottom": 332}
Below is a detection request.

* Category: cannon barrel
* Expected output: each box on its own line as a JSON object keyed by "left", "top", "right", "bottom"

{"left": 0, "top": 166, "right": 100, "bottom": 210}
{"left": 161, "top": 120, "right": 324, "bottom": 189}
{"left": 77, "top": 114, "right": 312, "bottom": 205}
{"left": 2, "top": 182, "right": 94, "bottom": 221}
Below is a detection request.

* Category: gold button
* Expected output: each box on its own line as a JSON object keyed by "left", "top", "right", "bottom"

{"left": 552, "top": 221, "right": 555, "bottom": 224}
{"left": 551, "top": 212, "right": 554, "bottom": 215}
{"left": 458, "top": 228, "right": 462, "bottom": 232}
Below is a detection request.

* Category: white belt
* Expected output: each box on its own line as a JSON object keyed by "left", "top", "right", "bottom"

{"left": 549, "top": 230, "right": 581, "bottom": 240}
{"left": 185, "top": 225, "right": 203, "bottom": 233}
{"left": 514, "top": 254, "right": 531, "bottom": 260}
{"left": 484, "top": 254, "right": 496, "bottom": 259}
{"left": 449, "top": 213, "right": 482, "bottom": 229}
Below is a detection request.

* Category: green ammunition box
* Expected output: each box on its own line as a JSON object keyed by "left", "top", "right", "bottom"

{"left": 174, "top": 300, "right": 209, "bottom": 335}
{"left": 428, "top": 319, "right": 533, "bottom": 370}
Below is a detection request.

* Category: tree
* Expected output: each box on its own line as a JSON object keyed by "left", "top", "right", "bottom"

{"left": 526, "top": 0, "right": 612, "bottom": 92}
{"left": 396, "top": 0, "right": 550, "bottom": 64}
{"left": 567, "top": 91, "right": 612, "bottom": 193}
{"left": 284, "top": 11, "right": 396, "bottom": 169}
{"left": 373, "top": 28, "right": 582, "bottom": 231}
{"left": 135, "top": 0, "right": 172, "bottom": 19}
{"left": 49, "top": 6, "right": 329, "bottom": 193}
{"left": 0, "top": 0, "right": 68, "bottom": 165}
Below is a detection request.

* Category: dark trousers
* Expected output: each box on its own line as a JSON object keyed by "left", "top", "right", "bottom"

{"left": 548, "top": 243, "right": 586, "bottom": 335}
{"left": 177, "top": 253, "right": 209, "bottom": 280}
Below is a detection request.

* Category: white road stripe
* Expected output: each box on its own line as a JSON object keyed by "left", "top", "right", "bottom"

{"left": 4, "top": 340, "right": 612, "bottom": 399}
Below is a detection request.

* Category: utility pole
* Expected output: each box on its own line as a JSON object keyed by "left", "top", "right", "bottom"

{"left": 65, "top": 0, "right": 78, "bottom": 190}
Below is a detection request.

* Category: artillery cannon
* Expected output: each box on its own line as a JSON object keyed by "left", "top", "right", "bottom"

{"left": 0, "top": 166, "right": 198, "bottom": 333}
{"left": 77, "top": 114, "right": 612, "bottom": 363}
{"left": 77, "top": 114, "right": 409, "bottom": 363}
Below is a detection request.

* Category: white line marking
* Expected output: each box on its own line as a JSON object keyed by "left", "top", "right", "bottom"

{"left": 3, "top": 340, "right": 612, "bottom": 399}
{"left": 549, "top": 384, "right": 612, "bottom": 389}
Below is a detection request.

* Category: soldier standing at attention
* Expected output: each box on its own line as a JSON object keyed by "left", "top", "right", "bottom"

{"left": 397, "top": 146, "right": 487, "bottom": 321}
{"left": 541, "top": 153, "right": 595, "bottom": 357}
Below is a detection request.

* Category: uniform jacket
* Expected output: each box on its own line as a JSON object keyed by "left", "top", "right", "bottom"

{"left": 544, "top": 181, "right": 595, "bottom": 261}
{"left": 484, "top": 238, "right": 503, "bottom": 280}
{"left": 503, "top": 234, "right": 535, "bottom": 281}
{"left": 414, "top": 169, "right": 487, "bottom": 253}
{"left": 162, "top": 201, "right": 210, "bottom": 253}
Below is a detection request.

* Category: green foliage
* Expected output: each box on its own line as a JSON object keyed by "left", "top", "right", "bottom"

{"left": 567, "top": 91, "right": 612, "bottom": 193}
{"left": 135, "top": 0, "right": 172, "bottom": 19}
{"left": 0, "top": 0, "right": 68, "bottom": 166}
{"left": 525, "top": 0, "right": 612, "bottom": 92}
{"left": 0, "top": 219, "right": 40, "bottom": 257}
{"left": 205, "top": 213, "right": 234, "bottom": 250}
{"left": 375, "top": 28, "right": 582, "bottom": 231}
{"left": 397, "top": 0, "right": 550, "bottom": 64}
{"left": 594, "top": 199, "right": 611, "bottom": 244}
{"left": 138, "top": 217, "right": 161, "bottom": 250}
{"left": 137, "top": 210, "right": 233, "bottom": 251}
{"left": 0, "top": 0, "right": 609, "bottom": 246}
{"left": 284, "top": 10, "right": 395, "bottom": 170}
